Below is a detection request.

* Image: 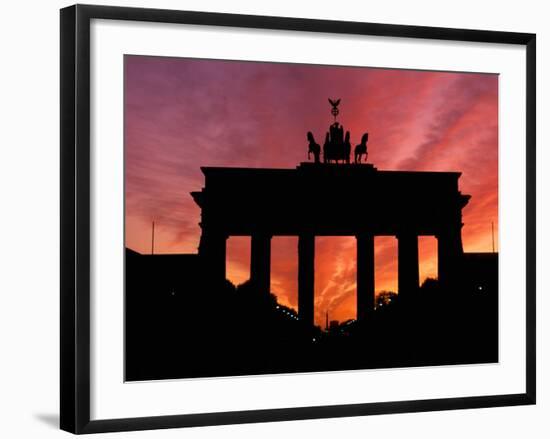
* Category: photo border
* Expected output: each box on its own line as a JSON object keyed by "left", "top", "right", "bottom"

{"left": 60, "top": 4, "right": 536, "bottom": 434}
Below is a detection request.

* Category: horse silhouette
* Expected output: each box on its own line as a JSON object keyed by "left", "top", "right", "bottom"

{"left": 354, "top": 132, "right": 369, "bottom": 164}
{"left": 307, "top": 131, "right": 321, "bottom": 163}
{"left": 343, "top": 131, "right": 351, "bottom": 164}
{"left": 323, "top": 132, "right": 330, "bottom": 163}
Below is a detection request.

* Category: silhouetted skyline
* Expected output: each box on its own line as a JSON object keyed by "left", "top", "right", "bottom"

{"left": 124, "top": 56, "right": 498, "bottom": 325}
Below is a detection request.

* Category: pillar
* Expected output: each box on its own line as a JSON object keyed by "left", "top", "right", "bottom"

{"left": 198, "top": 231, "right": 227, "bottom": 283}
{"left": 356, "top": 234, "right": 375, "bottom": 321}
{"left": 298, "top": 234, "right": 315, "bottom": 327}
{"left": 398, "top": 233, "right": 419, "bottom": 300}
{"left": 437, "top": 227, "right": 463, "bottom": 290}
{"left": 250, "top": 233, "right": 271, "bottom": 294}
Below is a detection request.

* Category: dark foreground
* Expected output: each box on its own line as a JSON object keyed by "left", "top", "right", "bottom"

{"left": 125, "top": 249, "right": 498, "bottom": 381}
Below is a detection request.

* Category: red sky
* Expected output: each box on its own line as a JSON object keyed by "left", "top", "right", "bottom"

{"left": 125, "top": 56, "right": 498, "bottom": 326}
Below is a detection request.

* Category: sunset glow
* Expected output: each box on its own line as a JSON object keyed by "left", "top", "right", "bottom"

{"left": 125, "top": 56, "right": 498, "bottom": 327}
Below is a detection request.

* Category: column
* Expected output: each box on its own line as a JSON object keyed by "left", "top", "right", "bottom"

{"left": 198, "top": 231, "right": 227, "bottom": 283}
{"left": 398, "top": 233, "right": 419, "bottom": 300}
{"left": 250, "top": 233, "right": 271, "bottom": 294}
{"left": 437, "top": 227, "right": 463, "bottom": 290}
{"left": 298, "top": 234, "right": 315, "bottom": 327}
{"left": 356, "top": 234, "right": 375, "bottom": 321}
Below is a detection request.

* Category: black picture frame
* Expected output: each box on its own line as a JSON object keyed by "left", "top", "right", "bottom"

{"left": 60, "top": 4, "right": 536, "bottom": 434}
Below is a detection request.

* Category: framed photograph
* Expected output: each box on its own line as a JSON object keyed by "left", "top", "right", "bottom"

{"left": 60, "top": 4, "right": 536, "bottom": 434}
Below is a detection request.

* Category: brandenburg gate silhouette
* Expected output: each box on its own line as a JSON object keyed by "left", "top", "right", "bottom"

{"left": 191, "top": 163, "right": 471, "bottom": 328}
